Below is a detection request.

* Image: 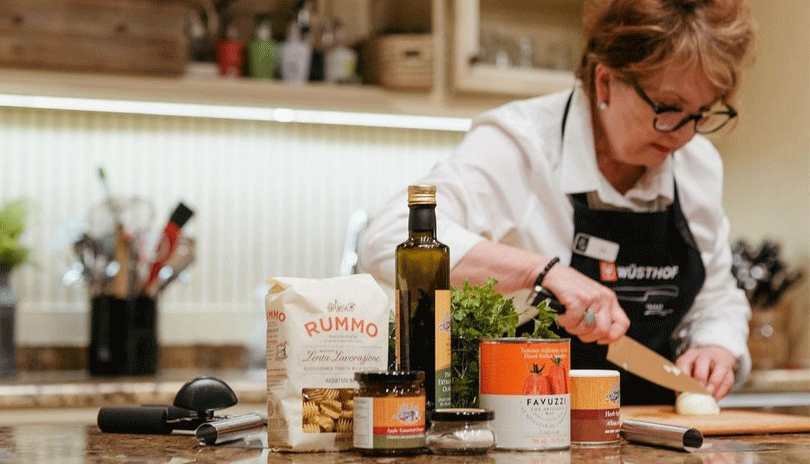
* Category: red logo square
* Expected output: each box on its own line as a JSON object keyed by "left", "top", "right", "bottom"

{"left": 600, "top": 261, "right": 618, "bottom": 282}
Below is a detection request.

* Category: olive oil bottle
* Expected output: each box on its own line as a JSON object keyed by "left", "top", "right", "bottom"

{"left": 395, "top": 185, "right": 451, "bottom": 411}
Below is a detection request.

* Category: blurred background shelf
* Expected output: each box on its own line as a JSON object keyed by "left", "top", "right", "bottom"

{"left": 0, "top": 0, "right": 584, "bottom": 123}
{"left": 0, "top": 67, "right": 518, "bottom": 123}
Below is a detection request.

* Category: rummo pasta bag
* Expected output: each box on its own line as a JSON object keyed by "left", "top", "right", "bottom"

{"left": 265, "top": 274, "right": 389, "bottom": 452}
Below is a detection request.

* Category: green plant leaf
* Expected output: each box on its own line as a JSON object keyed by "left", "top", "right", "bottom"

{"left": 450, "top": 278, "right": 558, "bottom": 408}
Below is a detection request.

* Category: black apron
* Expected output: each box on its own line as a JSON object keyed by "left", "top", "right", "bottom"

{"left": 552, "top": 92, "right": 707, "bottom": 405}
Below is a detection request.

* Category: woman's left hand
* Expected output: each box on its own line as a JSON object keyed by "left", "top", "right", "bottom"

{"left": 675, "top": 345, "right": 737, "bottom": 401}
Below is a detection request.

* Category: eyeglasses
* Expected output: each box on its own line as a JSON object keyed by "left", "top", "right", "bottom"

{"left": 632, "top": 81, "right": 737, "bottom": 134}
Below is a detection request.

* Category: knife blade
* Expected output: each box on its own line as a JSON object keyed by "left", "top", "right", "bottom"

{"left": 528, "top": 288, "right": 709, "bottom": 394}
{"left": 607, "top": 335, "right": 709, "bottom": 394}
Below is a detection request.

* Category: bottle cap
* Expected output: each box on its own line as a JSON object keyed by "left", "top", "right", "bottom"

{"left": 255, "top": 16, "right": 272, "bottom": 41}
{"left": 407, "top": 184, "right": 437, "bottom": 206}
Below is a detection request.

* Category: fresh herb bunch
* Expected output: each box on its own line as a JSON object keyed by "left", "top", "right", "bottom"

{"left": 0, "top": 198, "right": 32, "bottom": 272}
{"left": 450, "top": 278, "right": 558, "bottom": 408}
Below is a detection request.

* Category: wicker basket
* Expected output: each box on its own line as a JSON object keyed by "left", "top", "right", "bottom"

{"left": 365, "top": 33, "right": 433, "bottom": 91}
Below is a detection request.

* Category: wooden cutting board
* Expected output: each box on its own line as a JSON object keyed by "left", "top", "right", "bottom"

{"left": 621, "top": 405, "right": 810, "bottom": 435}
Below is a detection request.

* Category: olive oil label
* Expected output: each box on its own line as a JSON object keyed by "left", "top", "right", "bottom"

{"left": 353, "top": 396, "right": 426, "bottom": 450}
{"left": 435, "top": 289, "right": 452, "bottom": 409}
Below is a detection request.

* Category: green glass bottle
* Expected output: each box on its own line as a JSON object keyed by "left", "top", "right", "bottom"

{"left": 247, "top": 14, "right": 279, "bottom": 79}
{"left": 395, "top": 184, "right": 451, "bottom": 412}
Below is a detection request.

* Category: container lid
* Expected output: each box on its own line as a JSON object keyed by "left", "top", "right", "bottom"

{"left": 355, "top": 370, "right": 425, "bottom": 383}
{"left": 407, "top": 184, "right": 436, "bottom": 205}
{"left": 430, "top": 408, "right": 494, "bottom": 422}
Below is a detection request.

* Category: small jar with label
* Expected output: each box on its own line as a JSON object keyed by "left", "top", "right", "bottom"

{"left": 353, "top": 371, "right": 426, "bottom": 456}
{"left": 426, "top": 408, "right": 496, "bottom": 455}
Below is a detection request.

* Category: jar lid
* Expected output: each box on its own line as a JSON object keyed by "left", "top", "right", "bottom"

{"left": 430, "top": 408, "right": 494, "bottom": 421}
{"left": 355, "top": 370, "right": 425, "bottom": 383}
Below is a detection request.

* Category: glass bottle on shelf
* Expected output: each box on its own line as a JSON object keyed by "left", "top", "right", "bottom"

{"left": 518, "top": 37, "right": 534, "bottom": 69}
{"left": 325, "top": 20, "right": 357, "bottom": 84}
{"left": 216, "top": 21, "right": 245, "bottom": 77}
{"left": 248, "top": 14, "right": 279, "bottom": 79}
{"left": 281, "top": 20, "right": 312, "bottom": 84}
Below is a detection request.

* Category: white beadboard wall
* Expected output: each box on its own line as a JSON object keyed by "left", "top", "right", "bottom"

{"left": 0, "top": 106, "right": 463, "bottom": 345}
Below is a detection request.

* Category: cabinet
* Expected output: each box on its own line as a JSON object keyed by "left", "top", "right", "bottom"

{"left": 0, "top": 0, "right": 586, "bottom": 121}
{"left": 447, "top": 0, "right": 582, "bottom": 97}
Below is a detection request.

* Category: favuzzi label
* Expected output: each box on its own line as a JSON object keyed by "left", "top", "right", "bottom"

{"left": 479, "top": 338, "right": 571, "bottom": 450}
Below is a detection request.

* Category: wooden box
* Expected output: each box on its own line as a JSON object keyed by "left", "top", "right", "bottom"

{"left": 0, "top": 0, "right": 189, "bottom": 76}
{"left": 364, "top": 33, "right": 433, "bottom": 91}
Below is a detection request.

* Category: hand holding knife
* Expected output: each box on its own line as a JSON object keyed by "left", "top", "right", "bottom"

{"left": 528, "top": 286, "right": 709, "bottom": 394}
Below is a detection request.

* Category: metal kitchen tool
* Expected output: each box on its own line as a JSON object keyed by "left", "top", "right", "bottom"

{"left": 607, "top": 335, "right": 708, "bottom": 394}
{"left": 622, "top": 418, "right": 703, "bottom": 452}
{"left": 173, "top": 376, "right": 238, "bottom": 421}
{"left": 98, "top": 376, "right": 242, "bottom": 435}
{"left": 153, "top": 237, "right": 196, "bottom": 295}
{"left": 621, "top": 419, "right": 777, "bottom": 453}
{"left": 195, "top": 413, "right": 266, "bottom": 445}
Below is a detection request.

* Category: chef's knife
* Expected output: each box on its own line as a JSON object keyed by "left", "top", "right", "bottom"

{"left": 607, "top": 335, "right": 709, "bottom": 394}
{"left": 530, "top": 288, "right": 709, "bottom": 394}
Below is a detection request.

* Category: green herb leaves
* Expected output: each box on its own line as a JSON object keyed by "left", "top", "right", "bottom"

{"left": 450, "top": 278, "right": 558, "bottom": 408}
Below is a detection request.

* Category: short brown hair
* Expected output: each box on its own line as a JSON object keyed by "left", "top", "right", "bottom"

{"left": 576, "top": 0, "right": 754, "bottom": 101}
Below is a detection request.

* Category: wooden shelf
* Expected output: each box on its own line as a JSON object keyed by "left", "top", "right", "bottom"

{"left": 0, "top": 0, "right": 583, "bottom": 123}
{"left": 0, "top": 67, "right": 513, "bottom": 122}
{"left": 456, "top": 63, "right": 575, "bottom": 97}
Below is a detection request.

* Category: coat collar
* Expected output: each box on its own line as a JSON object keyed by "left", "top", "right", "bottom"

{"left": 558, "top": 83, "right": 675, "bottom": 209}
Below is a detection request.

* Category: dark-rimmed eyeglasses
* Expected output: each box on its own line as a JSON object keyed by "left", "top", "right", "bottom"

{"left": 632, "top": 81, "right": 737, "bottom": 134}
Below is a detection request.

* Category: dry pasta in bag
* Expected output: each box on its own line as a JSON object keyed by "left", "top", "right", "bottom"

{"left": 265, "top": 274, "right": 389, "bottom": 451}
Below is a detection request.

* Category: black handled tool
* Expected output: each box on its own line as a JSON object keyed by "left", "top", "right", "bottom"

{"left": 97, "top": 376, "right": 238, "bottom": 434}
{"left": 97, "top": 404, "right": 196, "bottom": 434}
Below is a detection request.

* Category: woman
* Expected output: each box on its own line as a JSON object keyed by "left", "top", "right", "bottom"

{"left": 359, "top": 0, "right": 754, "bottom": 404}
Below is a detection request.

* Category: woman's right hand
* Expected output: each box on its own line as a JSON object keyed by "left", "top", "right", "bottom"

{"left": 542, "top": 264, "right": 629, "bottom": 344}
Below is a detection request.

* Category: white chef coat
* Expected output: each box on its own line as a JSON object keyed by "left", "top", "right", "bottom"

{"left": 358, "top": 82, "right": 752, "bottom": 385}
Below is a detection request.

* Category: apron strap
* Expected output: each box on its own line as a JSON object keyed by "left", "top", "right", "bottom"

{"left": 561, "top": 90, "right": 574, "bottom": 139}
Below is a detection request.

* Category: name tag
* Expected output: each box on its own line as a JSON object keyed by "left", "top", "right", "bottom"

{"left": 572, "top": 233, "right": 620, "bottom": 263}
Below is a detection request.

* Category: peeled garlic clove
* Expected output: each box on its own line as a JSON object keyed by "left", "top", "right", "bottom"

{"left": 676, "top": 392, "right": 720, "bottom": 415}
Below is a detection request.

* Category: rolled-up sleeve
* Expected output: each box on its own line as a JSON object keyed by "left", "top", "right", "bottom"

{"left": 358, "top": 122, "right": 543, "bottom": 288}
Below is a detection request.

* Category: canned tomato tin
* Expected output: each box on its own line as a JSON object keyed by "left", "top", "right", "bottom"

{"left": 479, "top": 338, "right": 570, "bottom": 450}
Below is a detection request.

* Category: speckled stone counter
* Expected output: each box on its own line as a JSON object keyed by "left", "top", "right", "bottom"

{"left": 0, "top": 368, "right": 267, "bottom": 409}
{"left": 0, "top": 407, "right": 809, "bottom": 464}
{"left": 1, "top": 368, "right": 808, "bottom": 410}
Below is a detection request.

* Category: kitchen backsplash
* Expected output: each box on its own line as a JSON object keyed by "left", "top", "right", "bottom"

{"left": 0, "top": 105, "right": 463, "bottom": 347}
{"left": 2, "top": 104, "right": 809, "bottom": 370}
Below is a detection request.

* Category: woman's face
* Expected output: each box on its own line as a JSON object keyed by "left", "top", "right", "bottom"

{"left": 593, "top": 63, "right": 721, "bottom": 170}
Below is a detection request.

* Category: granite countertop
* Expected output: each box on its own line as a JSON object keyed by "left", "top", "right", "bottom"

{"left": 0, "top": 407, "right": 809, "bottom": 464}
{"left": 1, "top": 368, "right": 808, "bottom": 410}
{"left": 0, "top": 368, "right": 268, "bottom": 409}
